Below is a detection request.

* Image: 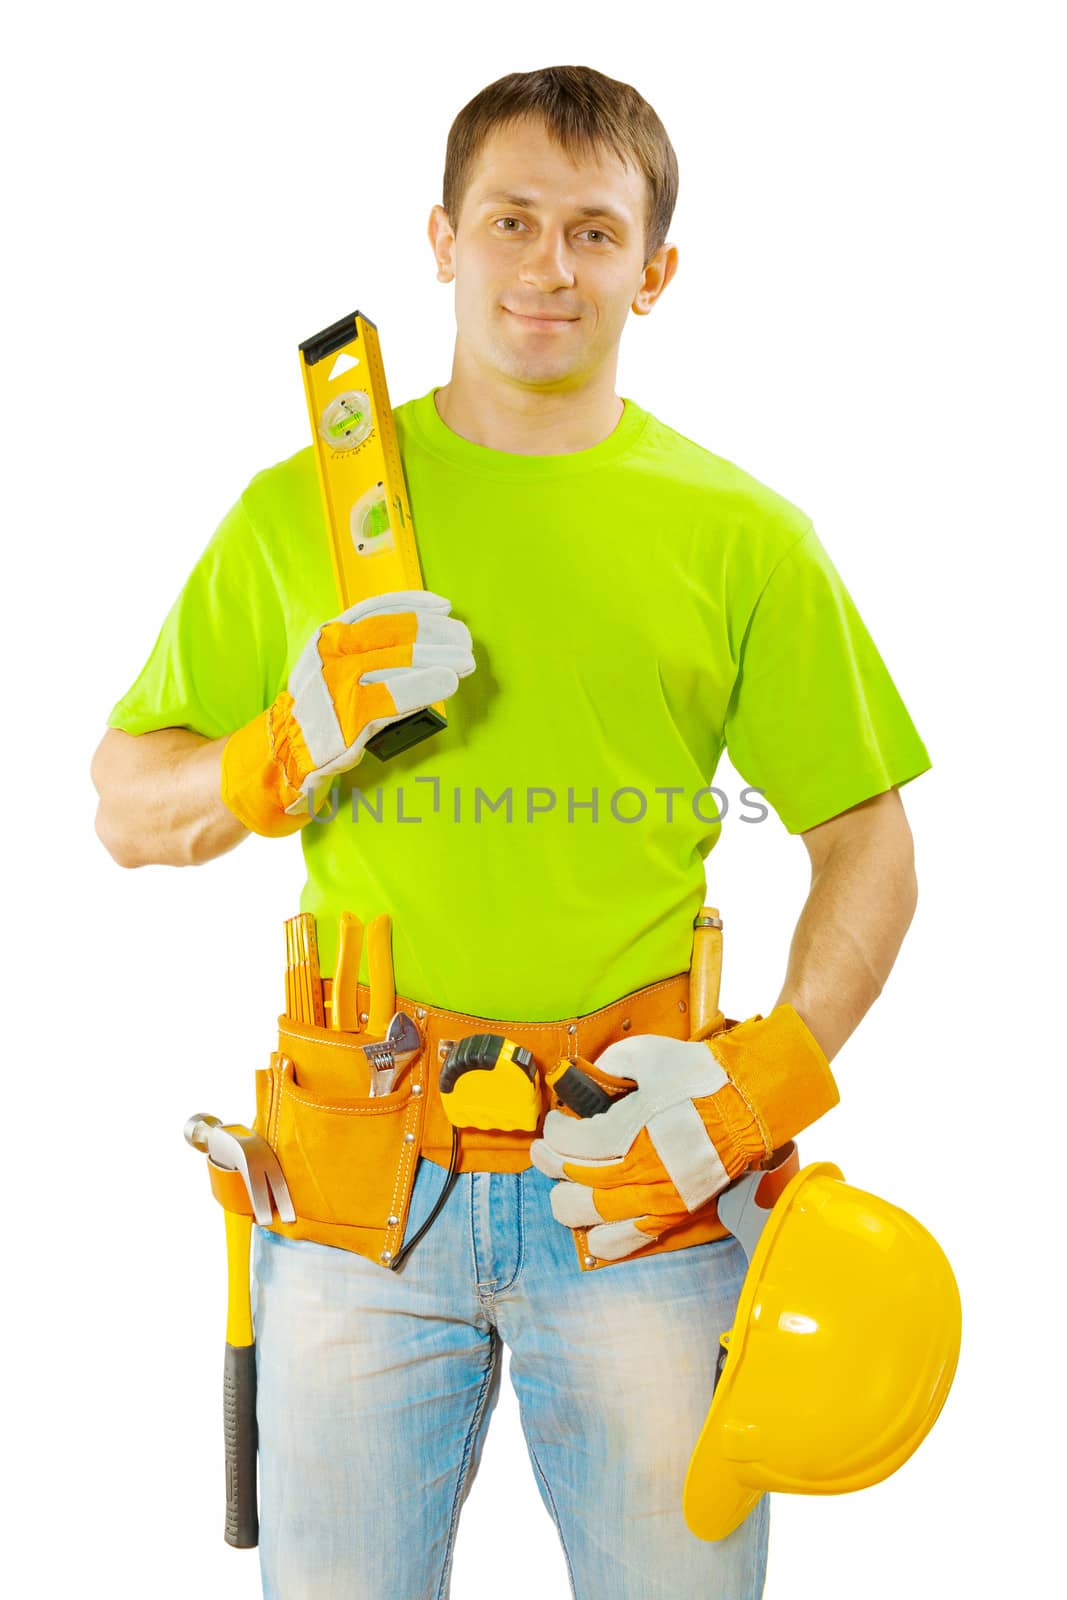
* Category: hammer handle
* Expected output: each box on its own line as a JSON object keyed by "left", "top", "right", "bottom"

{"left": 223, "top": 1343, "right": 259, "bottom": 1548}
{"left": 222, "top": 1208, "right": 258, "bottom": 1547}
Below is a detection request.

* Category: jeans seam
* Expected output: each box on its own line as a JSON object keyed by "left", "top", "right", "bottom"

{"left": 494, "top": 1173, "right": 526, "bottom": 1294}
{"left": 469, "top": 1173, "right": 493, "bottom": 1291}
{"left": 523, "top": 1437, "right": 577, "bottom": 1599}
{"left": 435, "top": 1328, "right": 500, "bottom": 1600}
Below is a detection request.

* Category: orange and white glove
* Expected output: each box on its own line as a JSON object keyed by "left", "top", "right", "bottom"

{"left": 220, "top": 590, "right": 475, "bottom": 837}
{"left": 529, "top": 1005, "right": 839, "bottom": 1261}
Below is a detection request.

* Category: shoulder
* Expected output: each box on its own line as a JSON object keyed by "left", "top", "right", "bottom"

{"left": 239, "top": 443, "right": 320, "bottom": 532}
{"left": 232, "top": 444, "right": 332, "bottom": 592}
{"left": 189, "top": 444, "right": 331, "bottom": 626}
{"left": 637, "top": 410, "right": 811, "bottom": 532}
{"left": 637, "top": 408, "right": 813, "bottom": 561}
{"left": 239, "top": 396, "right": 421, "bottom": 531}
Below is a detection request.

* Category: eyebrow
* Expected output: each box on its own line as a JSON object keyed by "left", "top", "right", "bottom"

{"left": 476, "top": 190, "right": 630, "bottom": 227}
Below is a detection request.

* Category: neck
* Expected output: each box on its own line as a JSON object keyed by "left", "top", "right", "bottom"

{"left": 434, "top": 350, "right": 624, "bottom": 456}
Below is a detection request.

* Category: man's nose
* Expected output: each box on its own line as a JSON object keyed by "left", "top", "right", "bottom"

{"left": 518, "top": 229, "right": 576, "bottom": 291}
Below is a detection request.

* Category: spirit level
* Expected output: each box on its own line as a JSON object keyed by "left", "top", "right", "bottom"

{"left": 299, "top": 310, "right": 447, "bottom": 762}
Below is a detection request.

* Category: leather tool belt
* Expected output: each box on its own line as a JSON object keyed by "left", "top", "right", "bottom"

{"left": 208, "top": 967, "right": 801, "bottom": 1275}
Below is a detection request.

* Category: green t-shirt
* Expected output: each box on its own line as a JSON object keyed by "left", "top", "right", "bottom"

{"left": 107, "top": 388, "right": 931, "bottom": 1018}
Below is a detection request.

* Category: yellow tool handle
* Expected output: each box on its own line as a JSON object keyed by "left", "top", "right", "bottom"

{"left": 222, "top": 1209, "right": 257, "bottom": 1548}
{"left": 366, "top": 913, "right": 395, "bottom": 1036}
{"left": 331, "top": 911, "right": 365, "bottom": 1031}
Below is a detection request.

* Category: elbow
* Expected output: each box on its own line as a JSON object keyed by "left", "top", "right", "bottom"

{"left": 91, "top": 736, "right": 146, "bottom": 868}
{"left": 93, "top": 802, "right": 144, "bottom": 869}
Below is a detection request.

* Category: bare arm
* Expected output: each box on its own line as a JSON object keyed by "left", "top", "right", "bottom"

{"left": 91, "top": 726, "right": 250, "bottom": 868}
{"left": 775, "top": 787, "right": 919, "bottom": 1062}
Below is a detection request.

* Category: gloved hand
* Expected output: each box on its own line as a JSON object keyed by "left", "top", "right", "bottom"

{"left": 220, "top": 590, "right": 475, "bottom": 837}
{"left": 529, "top": 1005, "right": 839, "bottom": 1261}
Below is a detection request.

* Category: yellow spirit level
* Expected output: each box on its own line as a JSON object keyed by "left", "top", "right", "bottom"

{"left": 298, "top": 309, "right": 447, "bottom": 762}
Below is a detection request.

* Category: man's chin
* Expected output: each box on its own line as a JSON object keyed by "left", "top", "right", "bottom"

{"left": 486, "top": 340, "right": 583, "bottom": 388}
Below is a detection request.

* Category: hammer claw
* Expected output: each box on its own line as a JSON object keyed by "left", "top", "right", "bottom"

{"left": 186, "top": 1115, "right": 296, "bottom": 1225}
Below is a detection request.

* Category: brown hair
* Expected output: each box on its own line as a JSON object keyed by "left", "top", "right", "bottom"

{"left": 442, "top": 65, "right": 679, "bottom": 267}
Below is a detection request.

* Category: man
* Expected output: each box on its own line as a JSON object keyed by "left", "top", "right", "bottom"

{"left": 92, "top": 64, "right": 930, "bottom": 1600}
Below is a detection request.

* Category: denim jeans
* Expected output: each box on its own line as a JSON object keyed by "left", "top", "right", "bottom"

{"left": 252, "top": 1155, "right": 770, "bottom": 1599}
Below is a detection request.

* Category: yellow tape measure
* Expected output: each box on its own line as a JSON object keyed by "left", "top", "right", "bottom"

{"left": 298, "top": 309, "right": 447, "bottom": 762}
{"left": 439, "top": 1034, "right": 542, "bottom": 1131}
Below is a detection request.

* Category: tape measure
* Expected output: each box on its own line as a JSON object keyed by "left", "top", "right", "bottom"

{"left": 298, "top": 309, "right": 447, "bottom": 763}
{"left": 439, "top": 1034, "right": 542, "bottom": 1131}
{"left": 438, "top": 1035, "right": 621, "bottom": 1131}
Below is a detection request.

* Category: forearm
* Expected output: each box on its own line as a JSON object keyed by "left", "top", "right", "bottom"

{"left": 91, "top": 727, "right": 253, "bottom": 868}
{"left": 775, "top": 805, "right": 919, "bottom": 1062}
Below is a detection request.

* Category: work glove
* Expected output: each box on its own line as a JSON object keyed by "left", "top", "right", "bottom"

{"left": 529, "top": 1005, "right": 839, "bottom": 1262}
{"left": 220, "top": 590, "right": 475, "bottom": 837}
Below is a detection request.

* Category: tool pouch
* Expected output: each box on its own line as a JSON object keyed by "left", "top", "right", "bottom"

{"left": 229, "top": 1015, "right": 429, "bottom": 1268}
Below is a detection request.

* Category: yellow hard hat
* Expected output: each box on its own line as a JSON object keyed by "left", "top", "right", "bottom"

{"left": 683, "top": 1159, "right": 962, "bottom": 1542}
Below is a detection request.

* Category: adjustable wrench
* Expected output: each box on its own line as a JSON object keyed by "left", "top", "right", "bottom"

{"left": 361, "top": 1009, "right": 422, "bottom": 1095}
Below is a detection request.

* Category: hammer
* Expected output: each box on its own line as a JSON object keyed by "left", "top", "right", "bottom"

{"left": 184, "top": 1116, "right": 295, "bottom": 1549}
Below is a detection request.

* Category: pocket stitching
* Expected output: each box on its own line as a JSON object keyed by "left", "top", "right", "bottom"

{"left": 281, "top": 1079, "right": 417, "bottom": 1116}
{"left": 386, "top": 1056, "right": 425, "bottom": 1246}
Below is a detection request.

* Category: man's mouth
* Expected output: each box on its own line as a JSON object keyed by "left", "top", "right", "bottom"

{"left": 504, "top": 308, "right": 580, "bottom": 326}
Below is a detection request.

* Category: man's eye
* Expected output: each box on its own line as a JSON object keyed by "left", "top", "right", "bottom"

{"left": 494, "top": 218, "right": 611, "bottom": 244}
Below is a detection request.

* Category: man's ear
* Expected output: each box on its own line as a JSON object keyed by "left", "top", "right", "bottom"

{"left": 632, "top": 242, "right": 679, "bottom": 316}
{"left": 428, "top": 204, "right": 456, "bottom": 284}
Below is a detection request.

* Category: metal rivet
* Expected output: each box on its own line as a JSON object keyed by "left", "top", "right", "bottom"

{"left": 360, "top": 1011, "right": 369, "bottom": 1024}
{"left": 403, "top": 1131, "right": 415, "bottom": 1143}
{"left": 416, "top": 1007, "right": 426, "bottom": 1019}
{"left": 380, "top": 1249, "right": 392, "bottom": 1263}
{"left": 583, "top": 1255, "right": 596, "bottom": 1267}
{"left": 387, "top": 1215, "right": 399, "bottom": 1227}
{"left": 411, "top": 1083, "right": 423, "bottom": 1096}
{"left": 621, "top": 1019, "right": 632, "bottom": 1031}
{"left": 567, "top": 1023, "right": 577, "bottom": 1035}
{"left": 678, "top": 1000, "right": 687, "bottom": 1012}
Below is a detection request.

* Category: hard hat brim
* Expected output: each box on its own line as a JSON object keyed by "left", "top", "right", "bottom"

{"left": 683, "top": 1162, "right": 844, "bottom": 1542}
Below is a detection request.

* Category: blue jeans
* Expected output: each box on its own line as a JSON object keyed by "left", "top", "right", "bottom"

{"left": 252, "top": 1156, "right": 769, "bottom": 1599}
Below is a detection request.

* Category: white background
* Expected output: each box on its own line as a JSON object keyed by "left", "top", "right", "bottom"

{"left": 4, "top": 2, "right": 1063, "bottom": 1595}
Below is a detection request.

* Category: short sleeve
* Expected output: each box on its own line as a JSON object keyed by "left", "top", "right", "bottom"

{"left": 723, "top": 523, "right": 932, "bottom": 833}
{"left": 106, "top": 493, "right": 290, "bottom": 741}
